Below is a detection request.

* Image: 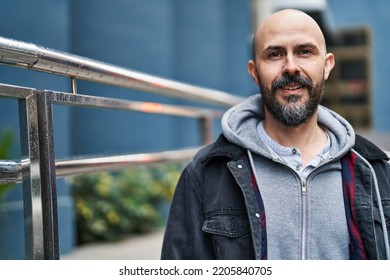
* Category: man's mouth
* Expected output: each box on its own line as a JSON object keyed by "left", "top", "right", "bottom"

{"left": 282, "top": 85, "right": 303, "bottom": 90}
{"left": 272, "top": 74, "right": 313, "bottom": 92}
{"left": 280, "top": 82, "right": 305, "bottom": 91}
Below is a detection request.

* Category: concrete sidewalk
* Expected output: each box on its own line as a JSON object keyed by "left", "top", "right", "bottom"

{"left": 61, "top": 229, "right": 165, "bottom": 260}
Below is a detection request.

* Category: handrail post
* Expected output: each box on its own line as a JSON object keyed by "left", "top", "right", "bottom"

{"left": 71, "top": 77, "right": 77, "bottom": 94}
{"left": 200, "top": 116, "right": 214, "bottom": 145}
{"left": 18, "top": 91, "right": 45, "bottom": 259}
{"left": 36, "top": 90, "right": 60, "bottom": 259}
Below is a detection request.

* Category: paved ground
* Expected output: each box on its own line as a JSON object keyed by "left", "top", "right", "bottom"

{"left": 61, "top": 229, "right": 165, "bottom": 260}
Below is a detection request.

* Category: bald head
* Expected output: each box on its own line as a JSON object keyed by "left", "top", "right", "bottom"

{"left": 252, "top": 9, "right": 327, "bottom": 60}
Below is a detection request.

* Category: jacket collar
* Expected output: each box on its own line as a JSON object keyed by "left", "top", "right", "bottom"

{"left": 354, "top": 134, "right": 389, "bottom": 161}
{"left": 203, "top": 133, "right": 388, "bottom": 163}
{"left": 201, "top": 134, "right": 245, "bottom": 164}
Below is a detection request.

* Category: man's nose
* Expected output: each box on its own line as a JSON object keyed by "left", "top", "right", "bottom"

{"left": 282, "top": 55, "right": 300, "bottom": 76}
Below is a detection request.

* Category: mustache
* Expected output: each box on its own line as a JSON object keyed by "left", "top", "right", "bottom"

{"left": 272, "top": 74, "right": 313, "bottom": 90}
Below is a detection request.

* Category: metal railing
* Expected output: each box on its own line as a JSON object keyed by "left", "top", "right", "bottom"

{"left": 0, "top": 36, "right": 244, "bottom": 260}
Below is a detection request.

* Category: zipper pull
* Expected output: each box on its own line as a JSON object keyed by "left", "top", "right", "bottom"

{"left": 301, "top": 179, "right": 307, "bottom": 195}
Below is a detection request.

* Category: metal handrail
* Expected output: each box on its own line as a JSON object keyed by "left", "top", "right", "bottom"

{"left": 0, "top": 35, "right": 244, "bottom": 260}
{"left": 0, "top": 36, "right": 243, "bottom": 107}
{"left": 0, "top": 82, "right": 223, "bottom": 186}
{"left": 0, "top": 148, "right": 199, "bottom": 184}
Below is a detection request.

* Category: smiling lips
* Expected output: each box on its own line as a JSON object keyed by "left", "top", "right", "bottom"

{"left": 283, "top": 85, "right": 302, "bottom": 90}
{"left": 271, "top": 74, "right": 313, "bottom": 96}
{"left": 281, "top": 82, "right": 304, "bottom": 92}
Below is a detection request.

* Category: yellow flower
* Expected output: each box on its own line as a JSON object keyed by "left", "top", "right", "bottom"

{"left": 106, "top": 210, "right": 120, "bottom": 224}
{"left": 76, "top": 199, "right": 94, "bottom": 219}
{"left": 96, "top": 173, "right": 112, "bottom": 197}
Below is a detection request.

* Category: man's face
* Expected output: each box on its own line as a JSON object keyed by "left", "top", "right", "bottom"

{"left": 248, "top": 10, "right": 335, "bottom": 127}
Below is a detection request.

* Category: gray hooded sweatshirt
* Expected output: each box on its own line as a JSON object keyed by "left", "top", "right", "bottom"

{"left": 221, "top": 94, "right": 356, "bottom": 259}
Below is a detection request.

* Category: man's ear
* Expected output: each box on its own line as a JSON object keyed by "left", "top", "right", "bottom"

{"left": 248, "top": 60, "right": 260, "bottom": 85}
{"left": 324, "top": 53, "right": 335, "bottom": 80}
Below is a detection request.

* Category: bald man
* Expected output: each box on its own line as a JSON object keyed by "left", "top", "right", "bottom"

{"left": 161, "top": 9, "right": 390, "bottom": 260}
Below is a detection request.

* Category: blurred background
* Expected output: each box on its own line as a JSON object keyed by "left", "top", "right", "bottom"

{"left": 0, "top": 0, "right": 389, "bottom": 259}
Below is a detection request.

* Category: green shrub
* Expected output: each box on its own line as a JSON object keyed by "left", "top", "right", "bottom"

{"left": 71, "top": 163, "right": 182, "bottom": 244}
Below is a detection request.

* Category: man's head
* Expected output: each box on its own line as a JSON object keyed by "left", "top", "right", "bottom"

{"left": 248, "top": 9, "right": 335, "bottom": 127}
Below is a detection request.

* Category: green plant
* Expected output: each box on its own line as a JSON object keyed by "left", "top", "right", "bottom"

{"left": 0, "top": 128, "right": 15, "bottom": 200}
{"left": 71, "top": 163, "right": 182, "bottom": 244}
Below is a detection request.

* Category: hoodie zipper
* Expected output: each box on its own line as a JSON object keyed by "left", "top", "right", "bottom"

{"left": 299, "top": 158, "right": 335, "bottom": 260}
{"left": 300, "top": 179, "right": 307, "bottom": 260}
{"left": 249, "top": 151, "right": 336, "bottom": 260}
{"left": 260, "top": 154, "right": 310, "bottom": 259}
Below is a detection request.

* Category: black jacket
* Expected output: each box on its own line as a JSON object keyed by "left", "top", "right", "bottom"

{"left": 161, "top": 134, "right": 390, "bottom": 259}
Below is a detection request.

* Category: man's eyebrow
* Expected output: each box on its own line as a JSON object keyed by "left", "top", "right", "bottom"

{"left": 295, "top": 43, "right": 320, "bottom": 50}
{"left": 263, "top": 45, "right": 285, "bottom": 52}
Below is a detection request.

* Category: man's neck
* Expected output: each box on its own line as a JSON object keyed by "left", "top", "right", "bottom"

{"left": 263, "top": 112, "right": 328, "bottom": 165}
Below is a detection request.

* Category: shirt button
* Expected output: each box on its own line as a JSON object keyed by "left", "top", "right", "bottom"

{"left": 237, "top": 165, "right": 242, "bottom": 169}
{"left": 255, "top": 213, "right": 260, "bottom": 218}
{"left": 292, "top": 148, "right": 297, "bottom": 155}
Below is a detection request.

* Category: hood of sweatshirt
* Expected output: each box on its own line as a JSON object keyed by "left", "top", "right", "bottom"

{"left": 221, "top": 94, "right": 355, "bottom": 160}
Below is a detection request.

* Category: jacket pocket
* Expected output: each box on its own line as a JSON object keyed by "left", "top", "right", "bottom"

{"left": 202, "top": 212, "right": 254, "bottom": 259}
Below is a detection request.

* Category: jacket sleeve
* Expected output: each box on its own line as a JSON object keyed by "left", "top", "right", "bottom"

{"left": 160, "top": 161, "right": 215, "bottom": 259}
{"left": 372, "top": 159, "right": 390, "bottom": 257}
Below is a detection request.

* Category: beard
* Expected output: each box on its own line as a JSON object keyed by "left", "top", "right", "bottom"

{"left": 259, "top": 73, "right": 325, "bottom": 127}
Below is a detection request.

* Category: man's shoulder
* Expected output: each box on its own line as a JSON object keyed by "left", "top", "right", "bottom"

{"left": 192, "top": 134, "right": 246, "bottom": 166}
{"left": 354, "top": 134, "right": 389, "bottom": 162}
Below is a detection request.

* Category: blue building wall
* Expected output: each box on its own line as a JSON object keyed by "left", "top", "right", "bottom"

{"left": 70, "top": 0, "right": 177, "bottom": 155}
{"left": 0, "top": 0, "right": 253, "bottom": 157}
{"left": 172, "top": 0, "right": 254, "bottom": 146}
{"left": 69, "top": 0, "right": 252, "bottom": 155}
{"left": 327, "top": 0, "right": 390, "bottom": 131}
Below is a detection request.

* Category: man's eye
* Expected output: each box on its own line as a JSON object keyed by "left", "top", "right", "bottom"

{"left": 269, "top": 52, "right": 281, "bottom": 58}
{"left": 300, "top": 49, "right": 312, "bottom": 56}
